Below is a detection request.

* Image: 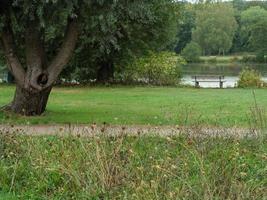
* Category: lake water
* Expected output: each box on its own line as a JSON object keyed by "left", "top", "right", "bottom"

{"left": 181, "top": 63, "right": 267, "bottom": 88}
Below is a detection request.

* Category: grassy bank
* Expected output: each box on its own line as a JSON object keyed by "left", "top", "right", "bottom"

{"left": 198, "top": 53, "right": 256, "bottom": 64}
{"left": 1, "top": 85, "right": 267, "bottom": 127}
{"left": 199, "top": 55, "right": 243, "bottom": 63}
{"left": 0, "top": 133, "right": 266, "bottom": 199}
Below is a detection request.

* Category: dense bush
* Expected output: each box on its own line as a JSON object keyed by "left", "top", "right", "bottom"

{"left": 237, "top": 68, "right": 264, "bottom": 88}
{"left": 181, "top": 42, "right": 202, "bottom": 62}
{"left": 255, "top": 52, "right": 266, "bottom": 63}
{"left": 116, "top": 52, "right": 186, "bottom": 85}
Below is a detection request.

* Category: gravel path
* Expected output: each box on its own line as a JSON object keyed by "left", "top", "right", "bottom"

{"left": 0, "top": 124, "right": 263, "bottom": 138}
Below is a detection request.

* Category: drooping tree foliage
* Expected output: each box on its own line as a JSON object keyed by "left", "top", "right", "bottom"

{"left": 63, "top": 0, "right": 179, "bottom": 83}
{"left": 0, "top": 0, "right": 178, "bottom": 116}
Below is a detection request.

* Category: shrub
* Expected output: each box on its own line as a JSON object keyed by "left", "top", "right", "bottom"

{"left": 116, "top": 52, "right": 186, "bottom": 85}
{"left": 255, "top": 52, "right": 266, "bottom": 63}
{"left": 181, "top": 42, "right": 202, "bottom": 62}
{"left": 237, "top": 68, "right": 263, "bottom": 88}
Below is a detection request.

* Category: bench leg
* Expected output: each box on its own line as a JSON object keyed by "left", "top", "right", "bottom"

{"left": 220, "top": 81, "right": 223, "bottom": 88}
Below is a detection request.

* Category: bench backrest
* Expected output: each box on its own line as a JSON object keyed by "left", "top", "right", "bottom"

{"left": 191, "top": 75, "right": 224, "bottom": 80}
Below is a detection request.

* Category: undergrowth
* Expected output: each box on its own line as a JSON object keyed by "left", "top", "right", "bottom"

{"left": 0, "top": 132, "right": 266, "bottom": 199}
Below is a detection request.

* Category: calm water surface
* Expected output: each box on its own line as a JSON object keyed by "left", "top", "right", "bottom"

{"left": 181, "top": 63, "right": 267, "bottom": 88}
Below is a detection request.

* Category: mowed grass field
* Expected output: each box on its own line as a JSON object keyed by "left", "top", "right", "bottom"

{"left": 1, "top": 85, "right": 267, "bottom": 126}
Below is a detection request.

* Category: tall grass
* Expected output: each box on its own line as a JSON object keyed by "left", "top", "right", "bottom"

{"left": 0, "top": 131, "right": 266, "bottom": 199}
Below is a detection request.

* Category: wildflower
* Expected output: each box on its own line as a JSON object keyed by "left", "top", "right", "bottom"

{"left": 91, "top": 124, "right": 96, "bottom": 130}
{"left": 187, "top": 139, "right": 193, "bottom": 145}
{"left": 169, "top": 192, "right": 175, "bottom": 198}
{"left": 241, "top": 163, "right": 246, "bottom": 167}
{"left": 150, "top": 180, "right": 157, "bottom": 188}
{"left": 154, "top": 165, "right": 161, "bottom": 169}
{"left": 171, "top": 165, "right": 177, "bottom": 169}
{"left": 166, "top": 137, "right": 172, "bottom": 142}
{"left": 140, "top": 180, "right": 146, "bottom": 186}
{"left": 240, "top": 172, "right": 247, "bottom": 177}
{"left": 261, "top": 154, "right": 267, "bottom": 160}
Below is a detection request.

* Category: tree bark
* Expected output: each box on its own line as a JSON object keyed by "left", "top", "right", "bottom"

{"left": 97, "top": 61, "right": 114, "bottom": 83}
{"left": 10, "top": 86, "right": 52, "bottom": 116}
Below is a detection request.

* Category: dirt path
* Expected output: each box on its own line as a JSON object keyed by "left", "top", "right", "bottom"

{"left": 0, "top": 124, "right": 263, "bottom": 138}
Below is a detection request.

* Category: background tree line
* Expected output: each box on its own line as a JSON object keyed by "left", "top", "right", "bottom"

{"left": 177, "top": 0, "right": 267, "bottom": 62}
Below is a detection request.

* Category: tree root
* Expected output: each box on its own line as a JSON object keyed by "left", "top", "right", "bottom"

{"left": 0, "top": 103, "right": 12, "bottom": 112}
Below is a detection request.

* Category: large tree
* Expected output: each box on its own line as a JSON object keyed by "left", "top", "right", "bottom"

{"left": 0, "top": 0, "right": 81, "bottom": 115}
{"left": 240, "top": 6, "right": 267, "bottom": 54}
{"left": 192, "top": 3, "right": 237, "bottom": 55}
{"left": 0, "top": 0, "right": 176, "bottom": 116}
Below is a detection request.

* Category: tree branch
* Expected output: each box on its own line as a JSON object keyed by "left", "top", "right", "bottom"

{"left": 25, "top": 19, "right": 47, "bottom": 91}
{"left": 46, "top": 18, "right": 79, "bottom": 87}
{"left": 1, "top": 21, "right": 26, "bottom": 88}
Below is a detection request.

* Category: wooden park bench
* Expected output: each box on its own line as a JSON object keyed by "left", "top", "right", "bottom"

{"left": 192, "top": 75, "right": 225, "bottom": 88}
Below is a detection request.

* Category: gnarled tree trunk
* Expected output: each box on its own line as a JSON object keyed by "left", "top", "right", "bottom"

{"left": 0, "top": 7, "right": 79, "bottom": 116}
{"left": 10, "top": 86, "right": 52, "bottom": 116}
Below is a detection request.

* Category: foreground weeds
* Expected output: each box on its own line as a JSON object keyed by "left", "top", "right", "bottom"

{"left": 0, "top": 132, "right": 266, "bottom": 199}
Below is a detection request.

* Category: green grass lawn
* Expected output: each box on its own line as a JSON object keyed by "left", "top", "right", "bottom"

{"left": 1, "top": 85, "right": 267, "bottom": 127}
{"left": 199, "top": 53, "right": 258, "bottom": 63}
